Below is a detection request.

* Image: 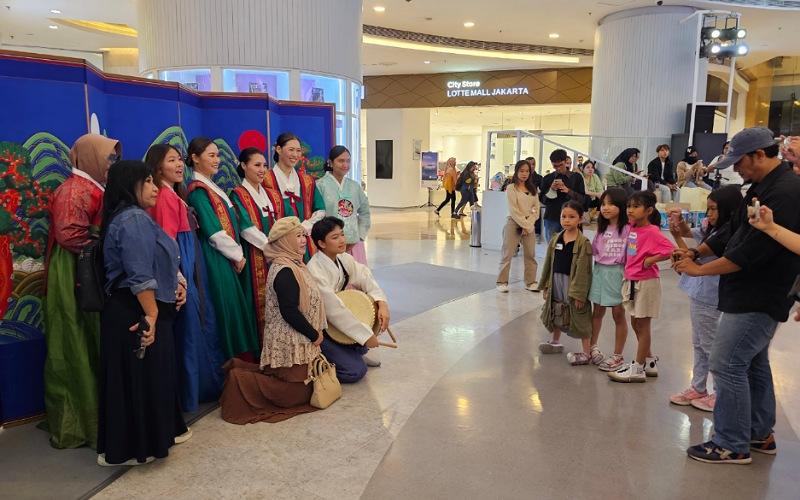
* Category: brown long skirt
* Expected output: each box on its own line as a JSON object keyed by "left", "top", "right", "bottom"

{"left": 219, "top": 358, "right": 317, "bottom": 424}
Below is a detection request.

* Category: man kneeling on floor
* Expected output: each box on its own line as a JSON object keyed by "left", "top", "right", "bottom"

{"left": 308, "top": 217, "right": 390, "bottom": 383}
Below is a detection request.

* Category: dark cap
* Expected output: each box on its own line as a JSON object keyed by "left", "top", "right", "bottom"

{"left": 714, "top": 127, "right": 779, "bottom": 170}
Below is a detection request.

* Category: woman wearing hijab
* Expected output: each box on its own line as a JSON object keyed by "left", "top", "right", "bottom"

{"left": 42, "top": 133, "right": 121, "bottom": 449}
{"left": 605, "top": 148, "right": 640, "bottom": 193}
{"left": 97, "top": 160, "right": 190, "bottom": 466}
{"left": 219, "top": 217, "right": 325, "bottom": 424}
{"left": 677, "top": 146, "right": 713, "bottom": 190}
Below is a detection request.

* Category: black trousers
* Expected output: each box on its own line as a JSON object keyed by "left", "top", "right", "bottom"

{"left": 97, "top": 289, "right": 187, "bottom": 464}
{"left": 436, "top": 190, "right": 457, "bottom": 214}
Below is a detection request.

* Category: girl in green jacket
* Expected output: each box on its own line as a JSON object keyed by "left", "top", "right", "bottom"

{"left": 537, "top": 201, "right": 594, "bottom": 365}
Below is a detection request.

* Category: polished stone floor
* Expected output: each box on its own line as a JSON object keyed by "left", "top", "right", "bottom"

{"left": 18, "top": 208, "right": 800, "bottom": 499}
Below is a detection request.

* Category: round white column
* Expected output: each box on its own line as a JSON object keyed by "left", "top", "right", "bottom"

{"left": 590, "top": 6, "right": 706, "bottom": 162}
{"left": 136, "top": 0, "right": 362, "bottom": 84}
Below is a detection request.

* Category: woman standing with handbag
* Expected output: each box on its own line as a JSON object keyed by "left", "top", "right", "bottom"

{"left": 496, "top": 160, "right": 540, "bottom": 293}
{"left": 42, "top": 133, "right": 121, "bottom": 449}
{"left": 145, "top": 144, "right": 225, "bottom": 413}
{"left": 97, "top": 160, "right": 189, "bottom": 466}
{"left": 220, "top": 217, "right": 326, "bottom": 424}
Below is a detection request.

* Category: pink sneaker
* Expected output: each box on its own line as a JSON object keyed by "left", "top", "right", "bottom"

{"left": 669, "top": 387, "right": 707, "bottom": 406}
{"left": 690, "top": 393, "right": 716, "bottom": 412}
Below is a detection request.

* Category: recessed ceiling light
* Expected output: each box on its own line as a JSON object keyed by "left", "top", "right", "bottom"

{"left": 373, "top": 6, "right": 385, "bottom": 13}
{"left": 549, "top": 33, "right": 559, "bottom": 39}
{"left": 463, "top": 21, "right": 475, "bottom": 28}
{"left": 50, "top": 9, "right": 62, "bottom": 14}
{"left": 424, "top": 60, "right": 431, "bottom": 64}
{"left": 48, "top": 24, "right": 58, "bottom": 29}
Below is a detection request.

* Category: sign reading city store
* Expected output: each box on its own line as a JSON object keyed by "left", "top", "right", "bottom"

{"left": 446, "top": 80, "right": 530, "bottom": 98}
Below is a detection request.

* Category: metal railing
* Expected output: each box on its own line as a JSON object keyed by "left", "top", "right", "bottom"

{"left": 484, "top": 130, "right": 668, "bottom": 191}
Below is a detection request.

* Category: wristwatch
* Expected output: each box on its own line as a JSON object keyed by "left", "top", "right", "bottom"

{"left": 688, "top": 248, "right": 700, "bottom": 261}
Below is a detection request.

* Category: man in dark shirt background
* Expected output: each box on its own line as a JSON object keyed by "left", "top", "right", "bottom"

{"left": 647, "top": 144, "right": 679, "bottom": 203}
{"left": 540, "top": 149, "right": 586, "bottom": 243}
{"left": 675, "top": 127, "right": 800, "bottom": 464}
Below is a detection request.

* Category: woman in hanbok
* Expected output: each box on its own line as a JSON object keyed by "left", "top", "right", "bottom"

{"left": 316, "top": 146, "right": 371, "bottom": 264}
{"left": 261, "top": 132, "right": 325, "bottom": 261}
{"left": 145, "top": 144, "right": 225, "bottom": 412}
{"left": 230, "top": 147, "right": 274, "bottom": 342}
{"left": 185, "top": 137, "right": 259, "bottom": 361}
{"left": 42, "top": 133, "right": 120, "bottom": 449}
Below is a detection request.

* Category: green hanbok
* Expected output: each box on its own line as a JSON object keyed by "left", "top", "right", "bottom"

{"left": 187, "top": 173, "right": 259, "bottom": 360}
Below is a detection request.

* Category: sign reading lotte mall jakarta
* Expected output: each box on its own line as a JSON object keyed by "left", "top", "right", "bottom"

{"left": 446, "top": 79, "right": 530, "bottom": 98}
{"left": 362, "top": 68, "right": 592, "bottom": 109}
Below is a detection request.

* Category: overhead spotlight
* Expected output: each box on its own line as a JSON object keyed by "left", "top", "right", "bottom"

{"left": 737, "top": 44, "right": 749, "bottom": 56}
{"left": 711, "top": 44, "right": 721, "bottom": 55}
{"left": 548, "top": 33, "right": 560, "bottom": 39}
{"left": 50, "top": 9, "right": 61, "bottom": 14}
{"left": 701, "top": 27, "right": 719, "bottom": 40}
{"left": 711, "top": 29, "right": 721, "bottom": 38}
{"left": 373, "top": 6, "right": 385, "bottom": 13}
{"left": 423, "top": 60, "right": 431, "bottom": 64}
{"left": 463, "top": 21, "right": 475, "bottom": 28}
{"left": 48, "top": 24, "right": 58, "bottom": 29}
{"left": 737, "top": 28, "right": 747, "bottom": 39}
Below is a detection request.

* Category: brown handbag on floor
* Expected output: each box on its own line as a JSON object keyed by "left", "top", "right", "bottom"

{"left": 304, "top": 354, "right": 342, "bottom": 409}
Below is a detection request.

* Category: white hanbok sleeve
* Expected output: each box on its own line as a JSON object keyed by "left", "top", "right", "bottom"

{"left": 209, "top": 230, "right": 244, "bottom": 262}
{"left": 341, "top": 253, "right": 387, "bottom": 303}
{"left": 241, "top": 226, "right": 268, "bottom": 251}
{"left": 307, "top": 257, "right": 373, "bottom": 345}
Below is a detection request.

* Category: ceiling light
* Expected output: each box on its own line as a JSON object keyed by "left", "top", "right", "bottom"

{"left": 50, "top": 9, "right": 62, "bottom": 14}
{"left": 463, "top": 21, "right": 475, "bottom": 28}
{"left": 48, "top": 25, "right": 58, "bottom": 29}
{"left": 710, "top": 29, "right": 721, "bottom": 39}
{"left": 737, "top": 28, "right": 747, "bottom": 39}
{"left": 424, "top": 60, "right": 431, "bottom": 64}
{"left": 737, "top": 44, "right": 749, "bottom": 56}
{"left": 549, "top": 33, "right": 559, "bottom": 39}
{"left": 373, "top": 6, "right": 385, "bottom": 13}
{"left": 710, "top": 44, "right": 721, "bottom": 54}
{"left": 362, "top": 34, "right": 580, "bottom": 64}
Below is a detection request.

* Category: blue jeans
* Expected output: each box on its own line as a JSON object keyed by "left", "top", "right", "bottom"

{"left": 709, "top": 312, "right": 778, "bottom": 453}
{"left": 543, "top": 219, "right": 562, "bottom": 244}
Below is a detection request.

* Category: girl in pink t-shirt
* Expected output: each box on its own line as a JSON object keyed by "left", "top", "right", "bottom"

{"left": 588, "top": 188, "right": 631, "bottom": 372}
{"left": 609, "top": 191, "right": 674, "bottom": 383}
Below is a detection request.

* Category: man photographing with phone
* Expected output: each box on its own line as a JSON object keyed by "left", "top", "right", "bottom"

{"left": 673, "top": 127, "right": 800, "bottom": 465}
{"left": 540, "top": 149, "right": 586, "bottom": 243}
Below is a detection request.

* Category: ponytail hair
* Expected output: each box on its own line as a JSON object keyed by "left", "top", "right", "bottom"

{"left": 186, "top": 137, "right": 214, "bottom": 168}
{"left": 273, "top": 132, "right": 300, "bottom": 164}
{"left": 628, "top": 190, "right": 660, "bottom": 226}
{"left": 326, "top": 145, "right": 350, "bottom": 172}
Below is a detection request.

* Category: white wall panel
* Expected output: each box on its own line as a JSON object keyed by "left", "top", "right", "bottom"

{"left": 137, "top": 0, "right": 362, "bottom": 82}
{"left": 590, "top": 6, "right": 704, "bottom": 159}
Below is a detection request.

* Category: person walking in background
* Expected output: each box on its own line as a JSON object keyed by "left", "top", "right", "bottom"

{"left": 42, "top": 133, "right": 121, "bottom": 449}
{"left": 317, "top": 146, "right": 371, "bottom": 264}
{"left": 648, "top": 145, "right": 680, "bottom": 203}
{"left": 496, "top": 160, "right": 540, "bottom": 293}
{"left": 540, "top": 149, "right": 587, "bottom": 243}
{"left": 436, "top": 157, "right": 458, "bottom": 218}
{"left": 454, "top": 161, "right": 479, "bottom": 218}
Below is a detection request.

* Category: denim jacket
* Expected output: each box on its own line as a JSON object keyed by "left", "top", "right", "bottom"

{"left": 104, "top": 206, "right": 179, "bottom": 303}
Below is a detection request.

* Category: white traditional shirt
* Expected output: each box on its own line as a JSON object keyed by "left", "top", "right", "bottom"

{"left": 272, "top": 166, "right": 326, "bottom": 233}
{"left": 307, "top": 251, "right": 387, "bottom": 345}
{"left": 193, "top": 171, "right": 244, "bottom": 262}
{"left": 238, "top": 180, "right": 272, "bottom": 250}
{"left": 72, "top": 167, "right": 104, "bottom": 192}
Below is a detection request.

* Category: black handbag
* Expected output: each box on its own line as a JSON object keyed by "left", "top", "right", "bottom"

{"left": 75, "top": 236, "right": 107, "bottom": 312}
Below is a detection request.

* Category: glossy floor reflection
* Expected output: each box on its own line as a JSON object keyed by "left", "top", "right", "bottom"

{"left": 96, "top": 208, "right": 800, "bottom": 499}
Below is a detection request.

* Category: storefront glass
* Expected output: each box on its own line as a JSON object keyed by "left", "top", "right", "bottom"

{"left": 160, "top": 69, "right": 212, "bottom": 91}
{"left": 222, "top": 69, "right": 290, "bottom": 98}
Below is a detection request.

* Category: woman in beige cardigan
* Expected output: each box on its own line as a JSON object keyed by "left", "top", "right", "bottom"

{"left": 497, "top": 160, "right": 541, "bottom": 292}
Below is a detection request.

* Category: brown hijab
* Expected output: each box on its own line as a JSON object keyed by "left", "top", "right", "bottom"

{"left": 263, "top": 217, "right": 325, "bottom": 327}
{"left": 69, "top": 134, "right": 121, "bottom": 185}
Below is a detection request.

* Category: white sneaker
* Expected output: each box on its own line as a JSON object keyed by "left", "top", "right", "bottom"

{"left": 525, "top": 283, "right": 539, "bottom": 292}
{"left": 608, "top": 362, "right": 646, "bottom": 383}
{"left": 645, "top": 356, "right": 659, "bottom": 377}
{"left": 538, "top": 341, "right": 564, "bottom": 354}
{"left": 363, "top": 351, "right": 382, "bottom": 367}
{"left": 174, "top": 427, "right": 193, "bottom": 444}
{"left": 97, "top": 454, "right": 155, "bottom": 467}
{"left": 496, "top": 284, "right": 509, "bottom": 293}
